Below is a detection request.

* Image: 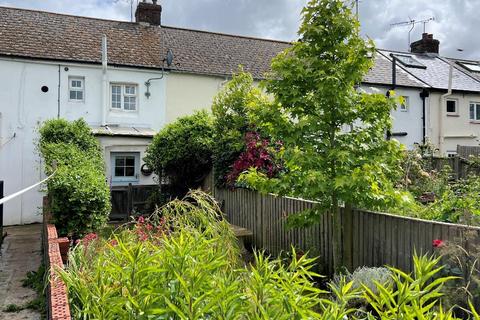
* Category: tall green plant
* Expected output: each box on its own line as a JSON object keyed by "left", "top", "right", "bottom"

{"left": 241, "top": 0, "right": 407, "bottom": 270}
{"left": 211, "top": 69, "right": 269, "bottom": 187}
{"left": 144, "top": 110, "right": 214, "bottom": 197}
{"left": 39, "top": 118, "right": 110, "bottom": 237}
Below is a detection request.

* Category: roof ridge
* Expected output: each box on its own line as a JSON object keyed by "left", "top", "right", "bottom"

{"left": 0, "top": 5, "right": 291, "bottom": 44}
{"left": 161, "top": 25, "right": 292, "bottom": 44}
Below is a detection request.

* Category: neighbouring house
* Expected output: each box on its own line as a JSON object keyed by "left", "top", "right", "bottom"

{"left": 2, "top": 1, "right": 480, "bottom": 225}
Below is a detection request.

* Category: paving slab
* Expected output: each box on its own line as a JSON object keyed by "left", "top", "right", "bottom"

{"left": 0, "top": 224, "right": 42, "bottom": 320}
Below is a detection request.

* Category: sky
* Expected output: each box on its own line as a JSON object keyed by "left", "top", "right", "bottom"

{"left": 1, "top": 0, "right": 479, "bottom": 60}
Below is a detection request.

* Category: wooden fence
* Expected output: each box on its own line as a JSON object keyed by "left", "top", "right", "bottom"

{"left": 457, "top": 145, "right": 480, "bottom": 159}
{"left": 202, "top": 177, "right": 480, "bottom": 276}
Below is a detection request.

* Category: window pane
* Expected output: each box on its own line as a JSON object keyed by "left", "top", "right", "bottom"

{"left": 112, "top": 85, "right": 122, "bottom": 108}
{"left": 115, "top": 157, "right": 125, "bottom": 167}
{"left": 470, "top": 104, "right": 475, "bottom": 120}
{"left": 124, "top": 96, "right": 136, "bottom": 110}
{"left": 125, "top": 157, "right": 135, "bottom": 166}
{"left": 70, "top": 91, "right": 76, "bottom": 100}
{"left": 125, "top": 167, "right": 135, "bottom": 176}
{"left": 476, "top": 105, "right": 480, "bottom": 121}
{"left": 72, "top": 80, "right": 81, "bottom": 88}
{"left": 115, "top": 167, "right": 124, "bottom": 177}
{"left": 125, "top": 86, "right": 136, "bottom": 94}
{"left": 77, "top": 91, "right": 83, "bottom": 100}
{"left": 446, "top": 100, "right": 456, "bottom": 113}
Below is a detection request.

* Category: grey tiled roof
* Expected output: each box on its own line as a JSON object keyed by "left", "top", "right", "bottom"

{"left": 447, "top": 58, "right": 480, "bottom": 83}
{"left": 363, "top": 51, "right": 427, "bottom": 88}
{"left": 378, "top": 50, "right": 480, "bottom": 92}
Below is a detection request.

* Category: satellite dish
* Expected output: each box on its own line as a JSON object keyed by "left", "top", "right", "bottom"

{"left": 166, "top": 49, "right": 174, "bottom": 67}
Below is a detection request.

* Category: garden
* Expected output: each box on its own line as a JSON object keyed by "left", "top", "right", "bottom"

{"left": 37, "top": 0, "right": 480, "bottom": 318}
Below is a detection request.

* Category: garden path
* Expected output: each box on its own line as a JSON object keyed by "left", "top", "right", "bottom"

{"left": 0, "top": 224, "right": 42, "bottom": 320}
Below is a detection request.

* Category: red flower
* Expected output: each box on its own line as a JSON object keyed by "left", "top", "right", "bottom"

{"left": 432, "top": 239, "right": 444, "bottom": 248}
{"left": 137, "top": 216, "right": 145, "bottom": 224}
{"left": 110, "top": 239, "right": 118, "bottom": 246}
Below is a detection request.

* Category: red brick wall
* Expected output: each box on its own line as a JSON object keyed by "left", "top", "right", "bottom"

{"left": 44, "top": 223, "right": 71, "bottom": 320}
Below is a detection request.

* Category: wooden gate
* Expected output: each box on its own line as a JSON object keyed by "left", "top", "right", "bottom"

{"left": 110, "top": 184, "right": 158, "bottom": 221}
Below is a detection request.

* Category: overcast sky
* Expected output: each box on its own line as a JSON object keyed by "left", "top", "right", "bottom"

{"left": 1, "top": 0, "right": 479, "bottom": 60}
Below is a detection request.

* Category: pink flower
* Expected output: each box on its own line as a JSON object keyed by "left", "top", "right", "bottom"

{"left": 433, "top": 239, "right": 444, "bottom": 248}
{"left": 110, "top": 239, "right": 118, "bottom": 246}
{"left": 146, "top": 224, "right": 153, "bottom": 231}
{"left": 138, "top": 216, "right": 145, "bottom": 224}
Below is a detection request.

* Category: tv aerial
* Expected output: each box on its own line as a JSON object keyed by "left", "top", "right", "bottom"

{"left": 390, "top": 17, "right": 435, "bottom": 52}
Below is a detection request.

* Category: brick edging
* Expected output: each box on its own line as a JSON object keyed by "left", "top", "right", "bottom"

{"left": 44, "top": 223, "right": 71, "bottom": 320}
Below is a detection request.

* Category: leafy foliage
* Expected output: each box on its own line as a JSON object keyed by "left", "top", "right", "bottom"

{"left": 211, "top": 69, "right": 270, "bottom": 187}
{"left": 39, "top": 118, "right": 110, "bottom": 237}
{"left": 240, "top": 0, "right": 407, "bottom": 268}
{"left": 226, "top": 132, "right": 283, "bottom": 187}
{"left": 59, "top": 191, "right": 471, "bottom": 319}
{"left": 144, "top": 110, "right": 214, "bottom": 197}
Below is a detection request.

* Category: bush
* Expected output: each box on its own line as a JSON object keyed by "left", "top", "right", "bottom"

{"left": 211, "top": 69, "right": 269, "bottom": 187}
{"left": 39, "top": 119, "right": 110, "bottom": 237}
{"left": 144, "top": 110, "right": 214, "bottom": 197}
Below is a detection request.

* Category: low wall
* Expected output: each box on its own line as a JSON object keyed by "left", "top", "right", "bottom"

{"left": 43, "top": 197, "right": 71, "bottom": 320}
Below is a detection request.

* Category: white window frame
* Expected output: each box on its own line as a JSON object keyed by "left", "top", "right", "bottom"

{"left": 470, "top": 102, "right": 480, "bottom": 122}
{"left": 110, "top": 83, "right": 138, "bottom": 112}
{"left": 68, "top": 76, "right": 85, "bottom": 102}
{"left": 111, "top": 152, "right": 140, "bottom": 183}
{"left": 446, "top": 99, "right": 458, "bottom": 116}
{"left": 399, "top": 96, "right": 409, "bottom": 112}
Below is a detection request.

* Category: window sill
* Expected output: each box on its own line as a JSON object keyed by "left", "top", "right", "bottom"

{"left": 470, "top": 121, "right": 480, "bottom": 124}
{"left": 446, "top": 114, "right": 459, "bottom": 117}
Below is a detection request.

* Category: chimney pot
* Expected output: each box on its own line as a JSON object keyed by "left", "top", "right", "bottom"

{"left": 135, "top": 0, "right": 162, "bottom": 26}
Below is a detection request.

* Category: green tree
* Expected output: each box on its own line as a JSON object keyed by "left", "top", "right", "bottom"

{"left": 211, "top": 69, "right": 269, "bottom": 187}
{"left": 242, "top": 0, "right": 408, "bottom": 270}
{"left": 144, "top": 110, "right": 214, "bottom": 197}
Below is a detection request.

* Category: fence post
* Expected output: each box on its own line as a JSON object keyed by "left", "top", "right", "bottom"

{"left": 454, "top": 156, "right": 460, "bottom": 180}
{"left": 342, "top": 204, "right": 353, "bottom": 271}
{"left": 127, "top": 183, "right": 133, "bottom": 218}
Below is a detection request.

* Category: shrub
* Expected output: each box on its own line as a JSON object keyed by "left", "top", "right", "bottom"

{"left": 211, "top": 69, "right": 269, "bottom": 187}
{"left": 39, "top": 119, "right": 110, "bottom": 237}
{"left": 144, "top": 110, "right": 214, "bottom": 198}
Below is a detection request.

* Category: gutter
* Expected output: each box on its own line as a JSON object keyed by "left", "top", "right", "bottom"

{"left": 439, "top": 64, "right": 453, "bottom": 154}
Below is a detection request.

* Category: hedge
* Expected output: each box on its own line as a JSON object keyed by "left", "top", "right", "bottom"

{"left": 39, "top": 119, "right": 111, "bottom": 237}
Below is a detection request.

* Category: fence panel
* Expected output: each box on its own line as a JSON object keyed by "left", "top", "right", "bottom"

{"left": 204, "top": 176, "right": 480, "bottom": 276}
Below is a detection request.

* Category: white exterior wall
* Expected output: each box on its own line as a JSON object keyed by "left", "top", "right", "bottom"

{"left": 0, "top": 57, "right": 166, "bottom": 225}
{"left": 429, "top": 92, "right": 480, "bottom": 155}
{"left": 361, "top": 85, "right": 425, "bottom": 149}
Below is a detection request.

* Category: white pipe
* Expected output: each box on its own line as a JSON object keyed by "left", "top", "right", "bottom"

{"left": 101, "top": 35, "right": 108, "bottom": 126}
{"left": 0, "top": 172, "right": 55, "bottom": 206}
{"left": 439, "top": 64, "right": 453, "bottom": 154}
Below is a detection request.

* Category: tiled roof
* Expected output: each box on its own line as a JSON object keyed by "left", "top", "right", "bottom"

{"left": 0, "top": 6, "right": 290, "bottom": 79}
{"left": 2, "top": 6, "right": 480, "bottom": 92}
{"left": 363, "top": 51, "right": 427, "bottom": 88}
{"left": 447, "top": 58, "right": 480, "bottom": 83}
{"left": 377, "top": 50, "right": 480, "bottom": 92}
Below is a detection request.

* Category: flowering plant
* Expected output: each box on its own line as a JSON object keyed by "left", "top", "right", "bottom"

{"left": 226, "top": 132, "right": 282, "bottom": 187}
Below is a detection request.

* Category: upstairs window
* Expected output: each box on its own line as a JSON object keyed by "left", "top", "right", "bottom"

{"left": 458, "top": 62, "right": 480, "bottom": 73}
{"left": 111, "top": 84, "right": 138, "bottom": 111}
{"left": 446, "top": 99, "right": 458, "bottom": 115}
{"left": 470, "top": 102, "right": 480, "bottom": 121}
{"left": 69, "top": 77, "right": 84, "bottom": 102}
{"left": 399, "top": 96, "right": 409, "bottom": 112}
{"left": 391, "top": 54, "right": 426, "bottom": 69}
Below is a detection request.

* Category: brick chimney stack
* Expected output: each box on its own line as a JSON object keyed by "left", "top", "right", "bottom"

{"left": 410, "top": 33, "right": 440, "bottom": 54}
{"left": 135, "top": 0, "right": 162, "bottom": 26}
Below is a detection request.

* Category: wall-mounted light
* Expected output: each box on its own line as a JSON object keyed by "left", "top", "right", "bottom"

{"left": 145, "top": 49, "right": 174, "bottom": 99}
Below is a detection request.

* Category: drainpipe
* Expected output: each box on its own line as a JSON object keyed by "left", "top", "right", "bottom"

{"left": 386, "top": 55, "right": 397, "bottom": 140}
{"left": 420, "top": 89, "right": 430, "bottom": 144}
{"left": 57, "top": 65, "right": 61, "bottom": 118}
{"left": 101, "top": 35, "right": 108, "bottom": 126}
{"left": 439, "top": 64, "right": 453, "bottom": 154}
